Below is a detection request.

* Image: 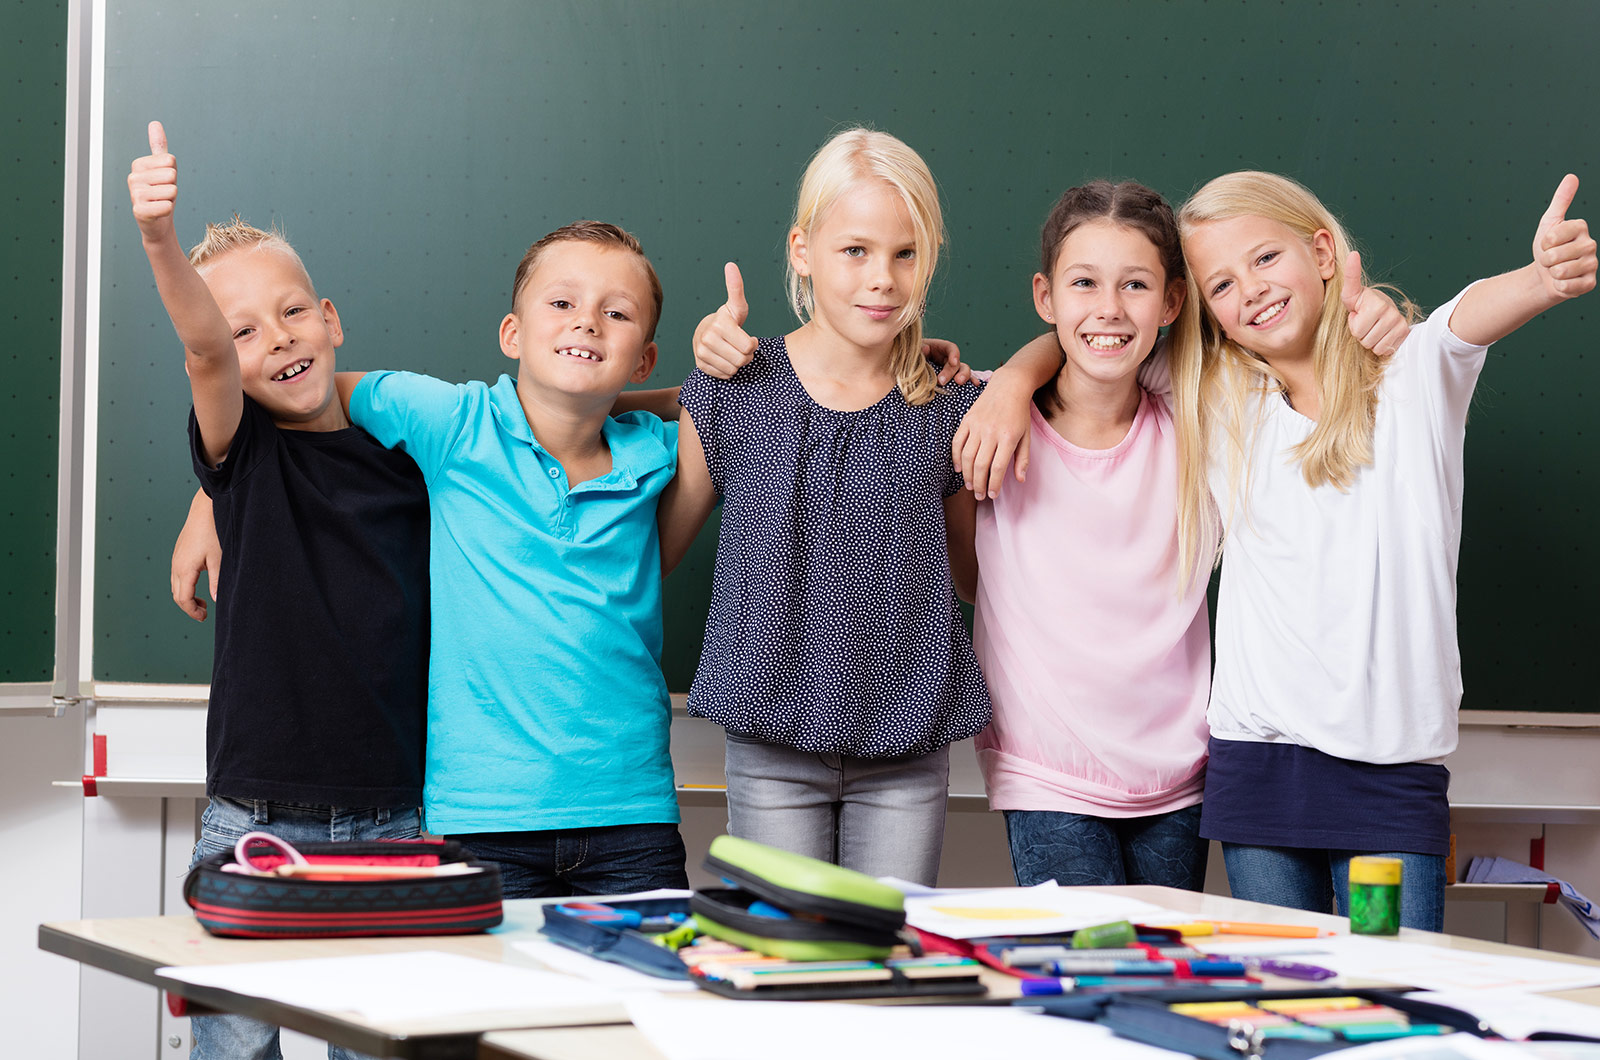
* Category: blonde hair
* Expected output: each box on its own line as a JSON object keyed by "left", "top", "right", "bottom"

{"left": 786, "top": 128, "right": 946, "bottom": 406}
{"left": 1174, "top": 172, "right": 1419, "bottom": 546}
{"left": 188, "top": 216, "right": 312, "bottom": 290}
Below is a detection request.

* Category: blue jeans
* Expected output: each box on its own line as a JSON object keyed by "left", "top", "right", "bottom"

{"left": 1221, "top": 844, "right": 1446, "bottom": 932}
{"left": 1004, "top": 805, "right": 1207, "bottom": 890}
{"left": 723, "top": 734, "right": 950, "bottom": 886}
{"left": 189, "top": 796, "right": 422, "bottom": 1060}
{"left": 448, "top": 823, "right": 688, "bottom": 899}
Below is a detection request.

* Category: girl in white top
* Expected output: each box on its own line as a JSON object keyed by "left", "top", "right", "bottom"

{"left": 1171, "top": 171, "right": 1595, "bottom": 928}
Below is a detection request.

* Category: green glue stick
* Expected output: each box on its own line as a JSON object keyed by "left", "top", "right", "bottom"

{"left": 1349, "top": 856, "right": 1402, "bottom": 935}
{"left": 1072, "top": 920, "right": 1137, "bottom": 949}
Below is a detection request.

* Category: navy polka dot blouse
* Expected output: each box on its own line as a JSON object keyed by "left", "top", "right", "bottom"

{"left": 678, "top": 335, "right": 991, "bottom": 758}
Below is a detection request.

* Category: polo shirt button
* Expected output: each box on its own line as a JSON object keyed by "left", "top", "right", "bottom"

{"left": 547, "top": 467, "right": 560, "bottom": 478}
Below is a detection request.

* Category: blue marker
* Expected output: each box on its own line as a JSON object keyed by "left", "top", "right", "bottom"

{"left": 1045, "top": 958, "right": 1249, "bottom": 978}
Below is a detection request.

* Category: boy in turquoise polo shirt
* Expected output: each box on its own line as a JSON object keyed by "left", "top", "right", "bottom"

{"left": 340, "top": 221, "right": 687, "bottom": 895}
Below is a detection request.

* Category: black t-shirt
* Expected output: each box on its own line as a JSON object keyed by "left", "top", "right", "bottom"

{"left": 190, "top": 397, "right": 429, "bottom": 806}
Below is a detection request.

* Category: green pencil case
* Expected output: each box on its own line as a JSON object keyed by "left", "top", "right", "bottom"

{"left": 690, "top": 835, "right": 909, "bottom": 960}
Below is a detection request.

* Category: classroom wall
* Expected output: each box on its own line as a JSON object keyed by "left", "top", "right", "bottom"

{"left": 87, "top": 0, "right": 1600, "bottom": 713}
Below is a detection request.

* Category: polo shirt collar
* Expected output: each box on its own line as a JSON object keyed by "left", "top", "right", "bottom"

{"left": 486, "top": 374, "right": 671, "bottom": 489}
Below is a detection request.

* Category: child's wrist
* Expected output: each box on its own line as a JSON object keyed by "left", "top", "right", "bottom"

{"left": 988, "top": 365, "right": 1035, "bottom": 400}
{"left": 140, "top": 227, "right": 179, "bottom": 252}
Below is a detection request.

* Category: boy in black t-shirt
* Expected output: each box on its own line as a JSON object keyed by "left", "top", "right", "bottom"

{"left": 130, "top": 122, "right": 427, "bottom": 1060}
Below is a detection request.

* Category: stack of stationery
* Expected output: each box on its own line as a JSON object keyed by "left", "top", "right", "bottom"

{"left": 679, "top": 936, "right": 985, "bottom": 1000}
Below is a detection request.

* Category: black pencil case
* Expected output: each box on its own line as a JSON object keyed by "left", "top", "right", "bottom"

{"left": 1026, "top": 986, "right": 1494, "bottom": 1058}
{"left": 184, "top": 838, "right": 503, "bottom": 939}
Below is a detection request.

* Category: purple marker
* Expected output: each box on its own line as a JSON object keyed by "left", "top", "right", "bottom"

{"left": 1243, "top": 957, "right": 1337, "bottom": 981}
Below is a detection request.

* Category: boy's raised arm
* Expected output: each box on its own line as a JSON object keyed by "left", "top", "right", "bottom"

{"left": 1449, "top": 175, "right": 1597, "bottom": 346}
{"left": 129, "top": 121, "right": 241, "bottom": 466}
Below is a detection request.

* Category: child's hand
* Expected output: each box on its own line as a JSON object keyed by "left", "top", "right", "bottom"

{"left": 1341, "top": 252, "right": 1409, "bottom": 357}
{"left": 1532, "top": 175, "right": 1597, "bottom": 303}
{"left": 693, "top": 263, "right": 759, "bottom": 379}
{"left": 171, "top": 490, "right": 221, "bottom": 623}
{"left": 952, "top": 372, "right": 1035, "bottom": 500}
{"left": 923, "top": 338, "right": 972, "bottom": 385}
{"left": 128, "top": 120, "right": 179, "bottom": 243}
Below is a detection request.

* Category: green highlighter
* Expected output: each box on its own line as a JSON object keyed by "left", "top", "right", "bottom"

{"left": 1072, "top": 920, "right": 1138, "bottom": 949}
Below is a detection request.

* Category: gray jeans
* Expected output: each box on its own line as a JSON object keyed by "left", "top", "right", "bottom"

{"left": 722, "top": 734, "right": 950, "bottom": 886}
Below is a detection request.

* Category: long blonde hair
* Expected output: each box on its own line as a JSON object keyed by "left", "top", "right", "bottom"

{"left": 1174, "top": 172, "right": 1418, "bottom": 542}
{"left": 786, "top": 128, "right": 946, "bottom": 406}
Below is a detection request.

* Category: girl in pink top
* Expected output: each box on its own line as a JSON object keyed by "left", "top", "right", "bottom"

{"left": 946, "top": 182, "right": 1213, "bottom": 888}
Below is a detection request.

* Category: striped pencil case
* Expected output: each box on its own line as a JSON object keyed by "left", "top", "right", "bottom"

{"left": 183, "top": 835, "right": 502, "bottom": 938}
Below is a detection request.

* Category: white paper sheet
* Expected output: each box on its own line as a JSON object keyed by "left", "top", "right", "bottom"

{"left": 512, "top": 938, "right": 697, "bottom": 993}
{"left": 901, "top": 881, "right": 1178, "bottom": 939}
{"left": 1200, "top": 935, "right": 1600, "bottom": 993}
{"left": 157, "top": 951, "right": 623, "bottom": 1023}
{"left": 1408, "top": 989, "right": 1600, "bottom": 1040}
{"left": 1331, "top": 1035, "right": 1600, "bottom": 1059}
{"left": 624, "top": 995, "right": 1188, "bottom": 1060}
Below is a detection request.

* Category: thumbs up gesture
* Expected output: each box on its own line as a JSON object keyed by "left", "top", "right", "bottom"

{"left": 1340, "top": 251, "right": 1410, "bottom": 357}
{"left": 692, "top": 262, "right": 760, "bottom": 379}
{"left": 1532, "top": 174, "right": 1597, "bottom": 303}
{"left": 127, "top": 121, "right": 179, "bottom": 242}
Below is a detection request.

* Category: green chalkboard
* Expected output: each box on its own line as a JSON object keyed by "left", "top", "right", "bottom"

{"left": 2, "top": 0, "right": 67, "bottom": 684}
{"left": 95, "top": 1, "right": 1599, "bottom": 709}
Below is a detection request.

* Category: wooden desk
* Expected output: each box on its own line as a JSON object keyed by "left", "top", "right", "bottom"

{"left": 42, "top": 886, "right": 1600, "bottom": 1060}
{"left": 38, "top": 900, "right": 633, "bottom": 1060}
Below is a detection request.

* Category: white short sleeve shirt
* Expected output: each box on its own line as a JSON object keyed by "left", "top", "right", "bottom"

{"left": 1207, "top": 288, "right": 1489, "bottom": 765}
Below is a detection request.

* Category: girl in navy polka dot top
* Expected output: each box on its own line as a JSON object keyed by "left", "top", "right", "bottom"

{"left": 659, "top": 128, "right": 990, "bottom": 886}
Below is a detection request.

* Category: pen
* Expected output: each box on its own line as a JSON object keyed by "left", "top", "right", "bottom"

{"left": 1001, "top": 945, "right": 1200, "bottom": 964}
{"left": 1019, "top": 976, "right": 1262, "bottom": 995}
{"left": 1169, "top": 921, "right": 1325, "bottom": 938}
{"left": 1046, "top": 959, "right": 1249, "bottom": 978}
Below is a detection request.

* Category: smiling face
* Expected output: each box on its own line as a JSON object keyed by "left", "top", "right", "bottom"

{"left": 1036, "top": 219, "right": 1183, "bottom": 390}
{"left": 1182, "top": 213, "right": 1337, "bottom": 365}
{"left": 790, "top": 180, "right": 920, "bottom": 357}
{"left": 500, "top": 240, "right": 659, "bottom": 403}
{"left": 200, "top": 246, "right": 345, "bottom": 430}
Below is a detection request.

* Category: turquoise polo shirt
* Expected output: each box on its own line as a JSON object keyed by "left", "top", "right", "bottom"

{"left": 350, "top": 371, "right": 680, "bottom": 833}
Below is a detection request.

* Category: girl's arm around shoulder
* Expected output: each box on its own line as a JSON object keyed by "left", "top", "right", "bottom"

{"left": 951, "top": 333, "right": 1061, "bottom": 501}
{"left": 658, "top": 409, "right": 718, "bottom": 576}
{"left": 1448, "top": 174, "right": 1597, "bottom": 346}
{"left": 945, "top": 488, "right": 979, "bottom": 605}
